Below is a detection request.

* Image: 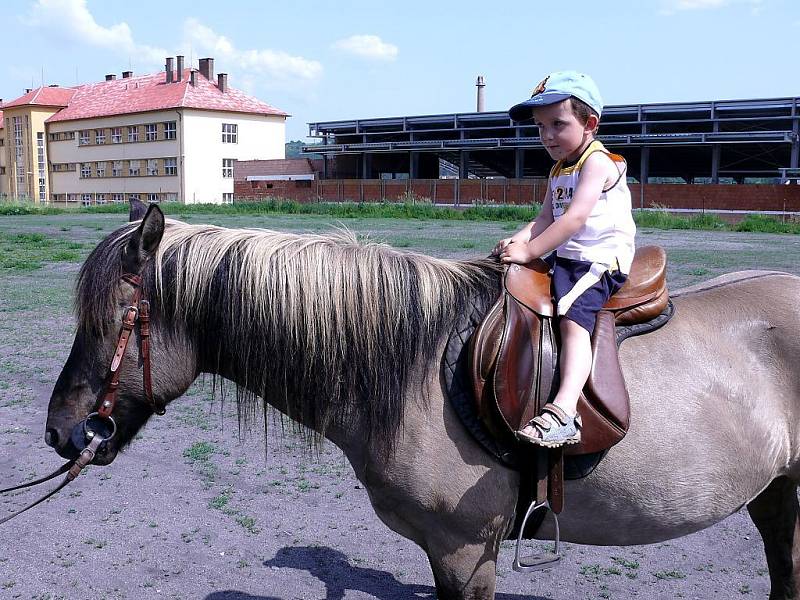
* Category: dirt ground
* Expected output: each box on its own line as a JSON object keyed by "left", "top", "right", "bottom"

{"left": 2, "top": 213, "right": 800, "bottom": 600}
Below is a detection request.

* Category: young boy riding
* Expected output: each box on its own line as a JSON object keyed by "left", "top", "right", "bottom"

{"left": 493, "top": 71, "right": 636, "bottom": 448}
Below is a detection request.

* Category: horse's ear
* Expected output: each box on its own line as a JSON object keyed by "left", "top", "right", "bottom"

{"left": 129, "top": 198, "right": 149, "bottom": 222}
{"left": 122, "top": 205, "right": 165, "bottom": 273}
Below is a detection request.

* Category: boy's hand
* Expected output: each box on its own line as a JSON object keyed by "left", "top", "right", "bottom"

{"left": 492, "top": 237, "right": 512, "bottom": 256}
{"left": 497, "top": 240, "right": 535, "bottom": 265}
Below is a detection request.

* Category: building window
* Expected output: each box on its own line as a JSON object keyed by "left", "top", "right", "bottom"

{"left": 111, "top": 127, "right": 122, "bottom": 143}
{"left": 145, "top": 123, "right": 157, "bottom": 141}
{"left": 222, "top": 193, "right": 234, "bottom": 204}
{"left": 112, "top": 160, "right": 123, "bottom": 177}
{"left": 81, "top": 163, "right": 92, "bottom": 178}
{"left": 222, "top": 123, "right": 238, "bottom": 143}
{"left": 67, "top": 193, "right": 79, "bottom": 203}
{"left": 96, "top": 194, "right": 107, "bottom": 205}
{"left": 128, "top": 126, "right": 139, "bottom": 142}
{"left": 95, "top": 129, "right": 106, "bottom": 144}
{"left": 128, "top": 193, "right": 140, "bottom": 202}
{"left": 112, "top": 193, "right": 124, "bottom": 203}
{"left": 222, "top": 158, "right": 234, "bottom": 178}
{"left": 148, "top": 193, "right": 160, "bottom": 203}
{"left": 129, "top": 160, "right": 140, "bottom": 176}
{"left": 79, "top": 130, "right": 90, "bottom": 145}
{"left": 163, "top": 121, "right": 176, "bottom": 140}
{"left": 37, "top": 133, "right": 46, "bottom": 199}
{"left": 147, "top": 158, "right": 158, "bottom": 176}
{"left": 165, "top": 192, "right": 178, "bottom": 202}
{"left": 96, "top": 161, "right": 106, "bottom": 177}
{"left": 164, "top": 157, "right": 177, "bottom": 176}
{"left": 82, "top": 193, "right": 93, "bottom": 206}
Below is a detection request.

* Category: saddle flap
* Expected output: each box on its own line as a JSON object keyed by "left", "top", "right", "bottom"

{"left": 504, "top": 260, "right": 554, "bottom": 318}
{"left": 469, "top": 296, "right": 505, "bottom": 419}
{"left": 493, "top": 295, "right": 551, "bottom": 431}
{"left": 566, "top": 310, "right": 629, "bottom": 455}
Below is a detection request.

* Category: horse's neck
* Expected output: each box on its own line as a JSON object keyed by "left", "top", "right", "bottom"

{"left": 189, "top": 257, "right": 502, "bottom": 452}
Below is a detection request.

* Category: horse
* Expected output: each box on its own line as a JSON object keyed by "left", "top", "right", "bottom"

{"left": 44, "top": 204, "right": 800, "bottom": 600}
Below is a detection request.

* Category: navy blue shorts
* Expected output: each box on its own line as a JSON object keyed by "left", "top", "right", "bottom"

{"left": 544, "top": 253, "right": 628, "bottom": 334}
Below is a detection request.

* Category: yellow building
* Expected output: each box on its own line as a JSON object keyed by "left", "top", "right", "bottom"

{"left": 0, "top": 87, "right": 73, "bottom": 202}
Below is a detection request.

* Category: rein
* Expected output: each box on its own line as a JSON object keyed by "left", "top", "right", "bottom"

{"left": 0, "top": 269, "right": 162, "bottom": 525}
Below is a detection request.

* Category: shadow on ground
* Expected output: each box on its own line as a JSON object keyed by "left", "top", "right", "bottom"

{"left": 205, "top": 546, "right": 546, "bottom": 600}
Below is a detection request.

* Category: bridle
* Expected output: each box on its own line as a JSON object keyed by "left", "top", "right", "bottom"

{"left": 0, "top": 268, "right": 164, "bottom": 525}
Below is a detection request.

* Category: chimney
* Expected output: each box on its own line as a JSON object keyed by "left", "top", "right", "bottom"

{"left": 189, "top": 70, "right": 197, "bottom": 86}
{"left": 176, "top": 55, "right": 184, "bottom": 81}
{"left": 122, "top": 71, "right": 133, "bottom": 78}
{"left": 105, "top": 74, "right": 117, "bottom": 81}
{"left": 476, "top": 75, "right": 486, "bottom": 112}
{"left": 217, "top": 73, "right": 228, "bottom": 93}
{"left": 25, "top": 88, "right": 32, "bottom": 94}
{"left": 165, "top": 57, "right": 174, "bottom": 83}
{"left": 198, "top": 57, "right": 214, "bottom": 81}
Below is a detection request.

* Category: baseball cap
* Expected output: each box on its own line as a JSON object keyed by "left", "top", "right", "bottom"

{"left": 508, "top": 71, "right": 603, "bottom": 122}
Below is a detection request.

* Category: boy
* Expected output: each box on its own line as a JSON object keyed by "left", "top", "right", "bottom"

{"left": 493, "top": 71, "right": 636, "bottom": 448}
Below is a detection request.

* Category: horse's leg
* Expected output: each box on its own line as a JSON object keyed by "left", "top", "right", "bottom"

{"left": 747, "top": 476, "right": 800, "bottom": 600}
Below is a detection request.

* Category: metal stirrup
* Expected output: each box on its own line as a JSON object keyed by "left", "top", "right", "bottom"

{"left": 513, "top": 499, "right": 561, "bottom": 572}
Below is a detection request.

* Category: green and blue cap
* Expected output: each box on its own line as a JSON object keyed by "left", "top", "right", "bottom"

{"left": 509, "top": 70, "right": 603, "bottom": 122}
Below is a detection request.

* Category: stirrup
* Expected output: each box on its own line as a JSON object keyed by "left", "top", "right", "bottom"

{"left": 513, "top": 499, "right": 561, "bottom": 572}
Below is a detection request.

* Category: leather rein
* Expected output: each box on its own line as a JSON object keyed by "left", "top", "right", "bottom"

{"left": 0, "top": 270, "right": 162, "bottom": 525}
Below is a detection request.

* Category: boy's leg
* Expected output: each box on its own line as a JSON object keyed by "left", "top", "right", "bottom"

{"left": 551, "top": 317, "right": 592, "bottom": 418}
{"left": 517, "top": 317, "right": 590, "bottom": 443}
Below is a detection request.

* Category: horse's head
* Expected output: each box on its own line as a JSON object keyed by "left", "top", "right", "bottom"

{"left": 45, "top": 202, "right": 198, "bottom": 465}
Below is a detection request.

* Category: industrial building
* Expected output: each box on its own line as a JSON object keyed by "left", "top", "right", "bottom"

{"left": 305, "top": 84, "right": 799, "bottom": 186}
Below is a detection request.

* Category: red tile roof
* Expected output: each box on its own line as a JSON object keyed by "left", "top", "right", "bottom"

{"left": 2, "top": 86, "right": 77, "bottom": 109}
{"left": 45, "top": 70, "right": 287, "bottom": 123}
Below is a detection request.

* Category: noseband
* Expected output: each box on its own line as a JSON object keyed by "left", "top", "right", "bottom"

{"left": 0, "top": 269, "right": 165, "bottom": 524}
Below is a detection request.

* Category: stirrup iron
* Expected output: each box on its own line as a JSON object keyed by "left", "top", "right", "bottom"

{"left": 513, "top": 499, "right": 561, "bottom": 572}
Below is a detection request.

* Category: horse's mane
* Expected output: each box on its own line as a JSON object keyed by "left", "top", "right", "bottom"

{"left": 76, "top": 220, "right": 500, "bottom": 450}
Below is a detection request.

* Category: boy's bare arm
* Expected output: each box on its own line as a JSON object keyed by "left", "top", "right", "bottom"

{"left": 499, "top": 154, "right": 608, "bottom": 264}
{"left": 492, "top": 193, "right": 554, "bottom": 256}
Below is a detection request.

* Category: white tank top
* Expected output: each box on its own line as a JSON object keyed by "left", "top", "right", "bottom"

{"left": 548, "top": 140, "right": 636, "bottom": 273}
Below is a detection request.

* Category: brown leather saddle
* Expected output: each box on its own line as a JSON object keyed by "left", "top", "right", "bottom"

{"left": 470, "top": 245, "right": 668, "bottom": 455}
{"left": 467, "top": 245, "right": 669, "bottom": 571}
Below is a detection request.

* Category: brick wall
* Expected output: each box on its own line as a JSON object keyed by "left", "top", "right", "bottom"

{"left": 234, "top": 178, "right": 800, "bottom": 212}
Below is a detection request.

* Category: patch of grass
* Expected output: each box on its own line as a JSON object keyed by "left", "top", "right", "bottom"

{"left": 0, "top": 231, "right": 89, "bottom": 271}
{"left": 182, "top": 441, "right": 218, "bottom": 462}
{"left": 235, "top": 514, "right": 259, "bottom": 534}
{"left": 209, "top": 488, "right": 232, "bottom": 510}
{"left": 635, "top": 210, "right": 727, "bottom": 230}
{"left": 734, "top": 214, "right": 800, "bottom": 234}
{"left": 653, "top": 569, "right": 687, "bottom": 580}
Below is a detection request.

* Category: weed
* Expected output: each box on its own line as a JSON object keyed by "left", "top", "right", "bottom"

{"left": 653, "top": 569, "right": 686, "bottom": 580}
{"left": 209, "top": 488, "right": 232, "bottom": 510}
{"left": 739, "top": 584, "right": 751, "bottom": 594}
{"left": 183, "top": 441, "right": 218, "bottom": 462}
{"left": 83, "top": 538, "right": 106, "bottom": 549}
{"left": 235, "top": 514, "right": 259, "bottom": 534}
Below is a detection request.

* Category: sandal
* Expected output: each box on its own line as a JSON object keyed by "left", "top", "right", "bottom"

{"left": 516, "top": 403, "right": 582, "bottom": 448}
